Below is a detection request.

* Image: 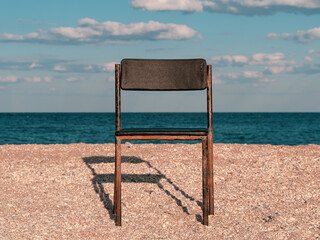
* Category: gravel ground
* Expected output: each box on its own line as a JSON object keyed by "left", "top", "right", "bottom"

{"left": 0, "top": 143, "right": 319, "bottom": 239}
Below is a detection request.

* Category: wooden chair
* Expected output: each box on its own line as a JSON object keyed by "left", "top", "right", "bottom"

{"left": 114, "top": 59, "right": 214, "bottom": 226}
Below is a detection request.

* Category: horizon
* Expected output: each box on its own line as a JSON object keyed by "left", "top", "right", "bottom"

{"left": 1, "top": 111, "right": 319, "bottom": 113}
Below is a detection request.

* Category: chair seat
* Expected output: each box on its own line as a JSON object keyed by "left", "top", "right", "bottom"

{"left": 116, "top": 128, "right": 208, "bottom": 136}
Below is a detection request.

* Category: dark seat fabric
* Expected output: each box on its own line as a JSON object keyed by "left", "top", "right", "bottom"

{"left": 116, "top": 128, "right": 208, "bottom": 136}
{"left": 120, "top": 59, "right": 207, "bottom": 90}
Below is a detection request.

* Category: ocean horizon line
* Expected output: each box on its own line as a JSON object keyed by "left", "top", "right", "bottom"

{"left": 1, "top": 111, "right": 320, "bottom": 114}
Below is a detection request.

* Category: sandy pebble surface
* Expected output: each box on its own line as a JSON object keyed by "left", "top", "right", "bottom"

{"left": 0, "top": 143, "right": 319, "bottom": 240}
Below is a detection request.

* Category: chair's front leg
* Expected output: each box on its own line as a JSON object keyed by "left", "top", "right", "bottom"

{"left": 202, "top": 137, "right": 209, "bottom": 225}
{"left": 113, "top": 139, "right": 117, "bottom": 215}
{"left": 208, "top": 133, "right": 214, "bottom": 215}
{"left": 115, "top": 137, "right": 122, "bottom": 226}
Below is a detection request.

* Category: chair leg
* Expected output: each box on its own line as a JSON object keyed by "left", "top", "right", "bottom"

{"left": 115, "top": 137, "right": 122, "bottom": 226}
{"left": 208, "top": 134, "right": 214, "bottom": 215}
{"left": 113, "top": 140, "right": 117, "bottom": 215}
{"left": 202, "top": 137, "right": 209, "bottom": 225}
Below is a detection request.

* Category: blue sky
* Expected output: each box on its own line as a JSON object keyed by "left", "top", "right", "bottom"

{"left": 0, "top": 0, "right": 320, "bottom": 112}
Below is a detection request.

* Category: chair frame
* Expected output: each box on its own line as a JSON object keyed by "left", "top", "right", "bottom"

{"left": 114, "top": 60, "right": 214, "bottom": 226}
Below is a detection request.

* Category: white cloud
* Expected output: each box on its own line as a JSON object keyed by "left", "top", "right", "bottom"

{"left": 211, "top": 50, "right": 320, "bottom": 85}
{"left": 211, "top": 55, "right": 249, "bottom": 66}
{"left": 305, "top": 56, "right": 313, "bottom": 62}
{"left": 98, "top": 62, "right": 117, "bottom": 72}
{"left": 243, "top": 71, "right": 263, "bottom": 78}
{"left": 1, "top": 58, "right": 119, "bottom": 73}
{"left": 0, "top": 75, "right": 18, "bottom": 83}
{"left": 50, "top": 26, "right": 102, "bottom": 40}
{"left": 66, "top": 76, "right": 85, "bottom": 82}
{"left": 250, "top": 52, "right": 294, "bottom": 65}
{"left": 308, "top": 49, "right": 320, "bottom": 57}
{"left": 0, "top": 18, "right": 199, "bottom": 45}
{"left": 292, "top": 63, "right": 320, "bottom": 74}
{"left": 24, "top": 76, "right": 54, "bottom": 83}
{"left": 215, "top": 72, "right": 262, "bottom": 83}
{"left": 268, "top": 27, "right": 320, "bottom": 43}
{"left": 53, "top": 65, "right": 67, "bottom": 71}
{"left": 263, "top": 66, "right": 293, "bottom": 74}
{"left": 131, "top": 0, "right": 320, "bottom": 15}
{"left": 84, "top": 65, "right": 93, "bottom": 70}
{"left": 217, "top": 71, "right": 278, "bottom": 83}
{"left": 25, "top": 76, "right": 42, "bottom": 83}
{"left": 29, "top": 62, "right": 40, "bottom": 69}
{"left": 223, "top": 73, "right": 239, "bottom": 79}
{"left": 211, "top": 52, "right": 294, "bottom": 67}
{"left": 210, "top": 52, "right": 300, "bottom": 84}
{"left": 251, "top": 52, "right": 284, "bottom": 63}
{"left": 212, "top": 73, "right": 234, "bottom": 84}
{"left": 0, "top": 75, "right": 53, "bottom": 84}
{"left": 131, "top": 0, "right": 203, "bottom": 12}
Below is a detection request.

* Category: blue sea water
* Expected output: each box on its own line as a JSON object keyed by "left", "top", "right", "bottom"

{"left": 0, "top": 112, "right": 319, "bottom": 145}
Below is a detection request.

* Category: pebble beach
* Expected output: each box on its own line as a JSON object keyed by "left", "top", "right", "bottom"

{"left": 1, "top": 143, "right": 319, "bottom": 239}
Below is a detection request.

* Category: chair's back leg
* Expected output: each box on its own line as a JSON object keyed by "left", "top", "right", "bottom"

{"left": 202, "top": 137, "right": 209, "bottom": 225}
{"left": 115, "top": 137, "right": 122, "bottom": 226}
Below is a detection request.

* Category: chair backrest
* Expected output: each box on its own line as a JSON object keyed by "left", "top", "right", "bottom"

{"left": 120, "top": 59, "right": 207, "bottom": 90}
{"left": 115, "top": 58, "right": 212, "bottom": 132}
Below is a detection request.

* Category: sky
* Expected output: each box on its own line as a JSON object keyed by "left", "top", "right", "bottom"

{"left": 0, "top": 0, "right": 320, "bottom": 112}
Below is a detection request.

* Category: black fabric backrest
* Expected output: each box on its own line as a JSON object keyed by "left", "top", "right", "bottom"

{"left": 120, "top": 59, "right": 207, "bottom": 90}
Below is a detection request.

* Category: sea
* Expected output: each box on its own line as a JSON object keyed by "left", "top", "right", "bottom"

{"left": 0, "top": 112, "right": 319, "bottom": 145}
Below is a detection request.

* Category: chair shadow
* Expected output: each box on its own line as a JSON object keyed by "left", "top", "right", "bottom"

{"left": 82, "top": 156, "right": 203, "bottom": 224}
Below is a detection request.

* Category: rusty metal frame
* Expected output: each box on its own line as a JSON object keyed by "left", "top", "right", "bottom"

{"left": 207, "top": 65, "right": 214, "bottom": 215}
{"left": 114, "top": 62, "right": 213, "bottom": 226}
